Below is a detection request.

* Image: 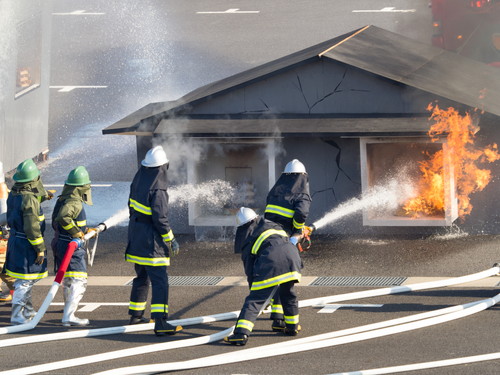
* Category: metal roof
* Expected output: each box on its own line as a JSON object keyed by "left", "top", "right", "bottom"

{"left": 103, "top": 25, "right": 500, "bottom": 136}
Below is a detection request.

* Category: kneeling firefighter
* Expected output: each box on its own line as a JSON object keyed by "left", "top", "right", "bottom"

{"left": 224, "top": 207, "right": 303, "bottom": 346}
{"left": 5, "top": 159, "right": 52, "bottom": 325}
{"left": 51, "top": 166, "right": 95, "bottom": 326}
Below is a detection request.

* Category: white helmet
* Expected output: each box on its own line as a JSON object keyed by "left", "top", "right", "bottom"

{"left": 284, "top": 159, "right": 306, "bottom": 174}
{"left": 142, "top": 145, "right": 169, "bottom": 167}
{"left": 236, "top": 207, "right": 258, "bottom": 226}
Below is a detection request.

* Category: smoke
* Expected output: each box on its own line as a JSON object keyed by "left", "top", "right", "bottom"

{"left": 168, "top": 180, "right": 236, "bottom": 208}
{"left": 0, "top": 1, "right": 15, "bottom": 104}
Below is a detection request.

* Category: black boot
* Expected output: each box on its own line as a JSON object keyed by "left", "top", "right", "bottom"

{"left": 223, "top": 333, "right": 248, "bottom": 346}
{"left": 271, "top": 319, "right": 286, "bottom": 332}
{"left": 154, "top": 317, "right": 183, "bottom": 336}
{"left": 284, "top": 324, "right": 302, "bottom": 336}
{"left": 129, "top": 316, "right": 151, "bottom": 325}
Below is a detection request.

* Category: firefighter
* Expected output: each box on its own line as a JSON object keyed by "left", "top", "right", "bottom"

{"left": 4, "top": 159, "right": 52, "bottom": 325}
{"left": 126, "top": 145, "right": 182, "bottom": 336}
{"left": 0, "top": 225, "right": 15, "bottom": 302}
{"left": 224, "top": 207, "right": 303, "bottom": 346}
{"left": 52, "top": 166, "right": 95, "bottom": 326}
{"left": 263, "top": 159, "right": 312, "bottom": 332}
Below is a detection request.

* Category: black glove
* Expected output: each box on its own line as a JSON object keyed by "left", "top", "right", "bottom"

{"left": 35, "top": 251, "right": 45, "bottom": 265}
{"left": 169, "top": 238, "right": 180, "bottom": 257}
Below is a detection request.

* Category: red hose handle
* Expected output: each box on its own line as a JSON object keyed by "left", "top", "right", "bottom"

{"left": 54, "top": 239, "right": 82, "bottom": 284}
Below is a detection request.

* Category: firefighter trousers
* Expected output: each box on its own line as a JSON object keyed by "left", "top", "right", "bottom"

{"left": 234, "top": 280, "right": 299, "bottom": 336}
{"left": 129, "top": 263, "right": 169, "bottom": 319}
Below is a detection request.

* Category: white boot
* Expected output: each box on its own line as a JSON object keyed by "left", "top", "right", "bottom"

{"left": 62, "top": 278, "right": 89, "bottom": 327}
{"left": 11, "top": 304, "right": 30, "bottom": 325}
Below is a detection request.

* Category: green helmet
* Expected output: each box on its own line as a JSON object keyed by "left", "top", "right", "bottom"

{"left": 65, "top": 166, "right": 91, "bottom": 186}
{"left": 13, "top": 159, "right": 40, "bottom": 182}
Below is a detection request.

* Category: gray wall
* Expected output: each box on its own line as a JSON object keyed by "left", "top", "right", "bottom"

{"left": 0, "top": 0, "right": 52, "bottom": 172}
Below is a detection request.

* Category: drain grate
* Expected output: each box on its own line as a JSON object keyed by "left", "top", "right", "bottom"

{"left": 309, "top": 276, "right": 407, "bottom": 287}
{"left": 125, "top": 276, "right": 224, "bottom": 286}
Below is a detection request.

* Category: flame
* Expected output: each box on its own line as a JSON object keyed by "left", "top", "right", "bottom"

{"left": 403, "top": 104, "right": 500, "bottom": 218}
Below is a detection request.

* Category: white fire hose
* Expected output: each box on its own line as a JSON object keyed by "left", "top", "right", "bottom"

{"left": 0, "top": 265, "right": 497, "bottom": 347}
{"left": 0, "top": 223, "right": 107, "bottom": 335}
{"left": 0, "top": 266, "right": 498, "bottom": 375}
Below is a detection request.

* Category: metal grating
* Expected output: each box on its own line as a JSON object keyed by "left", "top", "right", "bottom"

{"left": 125, "top": 276, "right": 224, "bottom": 286}
{"left": 309, "top": 276, "right": 407, "bottom": 287}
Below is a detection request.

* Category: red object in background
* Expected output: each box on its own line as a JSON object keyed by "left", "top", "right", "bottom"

{"left": 431, "top": 0, "right": 500, "bottom": 65}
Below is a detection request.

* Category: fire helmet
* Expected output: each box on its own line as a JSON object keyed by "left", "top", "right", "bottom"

{"left": 142, "top": 145, "right": 169, "bottom": 167}
{"left": 236, "top": 207, "right": 258, "bottom": 226}
{"left": 13, "top": 159, "right": 40, "bottom": 182}
{"left": 65, "top": 166, "right": 91, "bottom": 186}
{"left": 284, "top": 159, "right": 306, "bottom": 174}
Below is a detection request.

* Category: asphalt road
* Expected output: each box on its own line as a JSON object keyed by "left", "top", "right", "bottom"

{"left": 0, "top": 227, "right": 498, "bottom": 374}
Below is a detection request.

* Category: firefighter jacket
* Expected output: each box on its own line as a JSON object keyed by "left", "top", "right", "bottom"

{"left": 51, "top": 184, "right": 90, "bottom": 277}
{"left": 234, "top": 216, "right": 302, "bottom": 291}
{"left": 126, "top": 164, "right": 174, "bottom": 266}
{"left": 264, "top": 173, "right": 312, "bottom": 235}
{"left": 5, "top": 178, "right": 49, "bottom": 280}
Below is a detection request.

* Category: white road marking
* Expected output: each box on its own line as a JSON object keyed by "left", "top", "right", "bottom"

{"left": 50, "top": 85, "right": 107, "bottom": 92}
{"left": 45, "top": 184, "right": 113, "bottom": 188}
{"left": 51, "top": 302, "right": 129, "bottom": 312}
{"left": 317, "top": 303, "right": 383, "bottom": 313}
{"left": 53, "top": 10, "right": 105, "bottom": 16}
{"left": 197, "top": 8, "right": 259, "bottom": 14}
{"left": 352, "top": 7, "right": 415, "bottom": 13}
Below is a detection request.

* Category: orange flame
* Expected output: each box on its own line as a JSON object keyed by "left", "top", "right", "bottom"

{"left": 403, "top": 104, "right": 500, "bottom": 218}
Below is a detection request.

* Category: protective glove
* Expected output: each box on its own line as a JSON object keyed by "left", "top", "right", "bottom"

{"left": 46, "top": 190, "right": 56, "bottom": 200}
{"left": 73, "top": 231, "right": 85, "bottom": 239}
{"left": 169, "top": 238, "right": 180, "bottom": 257}
{"left": 35, "top": 251, "right": 45, "bottom": 265}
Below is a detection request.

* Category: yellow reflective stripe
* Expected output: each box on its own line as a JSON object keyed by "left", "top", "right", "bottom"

{"left": 251, "top": 271, "right": 301, "bottom": 291}
{"left": 284, "top": 315, "right": 299, "bottom": 325}
{"left": 129, "top": 301, "right": 147, "bottom": 311}
{"left": 62, "top": 222, "right": 75, "bottom": 231}
{"left": 251, "top": 229, "right": 288, "bottom": 255}
{"left": 6, "top": 269, "right": 48, "bottom": 280}
{"left": 64, "top": 271, "right": 88, "bottom": 278}
{"left": 38, "top": 215, "right": 45, "bottom": 221}
{"left": 76, "top": 220, "right": 87, "bottom": 227}
{"left": 161, "top": 230, "right": 174, "bottom": 242}
{"left": 129, "top": 199, "right": 152, "bottom": 215}
{"left": 271, "top": 304, "right": 284, "bottom": 314}
{"left": 28, "top": 237, "right": 44, "bottom": 246}
{"left": 126, "top": 254, "right": 170, "bottom": 266}
{"left": 293, "top": 219, "right": 304, "bottom": 230}
{"left": 236, "top": 319, "right": 254, "bottom": 331}
{"left": 265, "top": 204, "right": 294, "bottom": 218}
{"left": 151, "top": 304, "right": 169, "bottom": 313}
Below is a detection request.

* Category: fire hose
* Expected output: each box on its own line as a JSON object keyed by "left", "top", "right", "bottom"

{"left": 0, "top": 266, "right": 497, "bottom": 375}
{"left": 0, "top": 222, "right": 107, "bottom": 335}
{"left": 0, "top": 264, "right": 497, "bottom": 347}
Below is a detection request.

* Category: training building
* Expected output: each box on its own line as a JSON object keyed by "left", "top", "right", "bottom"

{"left": 103, "top": 25, "right": 500, "bottom": 238}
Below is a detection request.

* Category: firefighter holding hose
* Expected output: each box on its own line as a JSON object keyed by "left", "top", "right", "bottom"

{"left": 51, "top": 166, "right": 96, "bottom": 326}
{"left": 125, "top": 145, "right": 182, "bottom": 336}
{"left": 4, "top": 159, "right": 53, "bottom": 325}
{"left": 263, "top": 159, "right": 312, "bottom": 332}
{"left": 224, "top": 207, "right": 303, "bottom": 346}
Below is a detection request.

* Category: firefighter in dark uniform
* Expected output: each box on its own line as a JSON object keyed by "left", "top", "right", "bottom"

{"left": 126, "top": 145, "right": 182, "bottom": 336}
{"left": 264, "top": 159, "right": 312, "bottom": 332}
{"left": 224, "top": 207, "right": 303, "bottom": 346}
{"left": 5, "top": 159, "right": 52, "bottom": 325}
{"left": 52, "top": 166, "right": 95, "bottom": 326}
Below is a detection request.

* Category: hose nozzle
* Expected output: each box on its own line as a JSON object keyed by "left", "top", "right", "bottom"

{"left": 97, "top": 222, "right": 107, "bottom": 233}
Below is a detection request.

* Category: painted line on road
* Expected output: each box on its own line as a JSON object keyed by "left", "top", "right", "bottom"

{"left": 50, "top": 302, "right": 129, "bottom": 312}
{"left": 352, "top": 7, "right": 415, "bottom": 13}
{"left": 196, "top": 8, "right": 259, "bottom": 14}
{"left": 53, "top": 10, "right": 105, "bottom": 16}
{"left": 50, "top": 85, "right": 107, "bottom": 92}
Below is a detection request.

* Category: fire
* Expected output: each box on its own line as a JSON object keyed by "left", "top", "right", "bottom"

{"left": 403, "top": 104, "right": 500, "bottom": 218}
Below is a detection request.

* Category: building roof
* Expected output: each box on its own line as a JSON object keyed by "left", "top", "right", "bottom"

{"left": 103, "top": 25, "right": 500, "bottom": 137}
